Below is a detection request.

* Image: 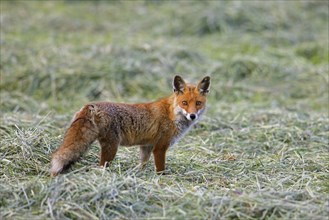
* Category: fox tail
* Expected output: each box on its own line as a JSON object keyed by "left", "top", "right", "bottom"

{"left": 50, "top": 105, "right": 100, "bottom": 176}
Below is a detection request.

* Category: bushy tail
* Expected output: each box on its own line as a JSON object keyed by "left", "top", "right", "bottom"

{"left": 50, "top": 105, "right": 100, "bottom": 176}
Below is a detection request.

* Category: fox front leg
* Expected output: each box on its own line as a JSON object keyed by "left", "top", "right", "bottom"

{"left": 139, "top": 145, "right": 154, "bottom": 169}
{"left": 153, "top": 141, "right": 170, "bottom": 174}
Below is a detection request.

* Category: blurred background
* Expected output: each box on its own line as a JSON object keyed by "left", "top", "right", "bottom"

{"left": 1, "top": 1, "right": 328, "bottom": 116}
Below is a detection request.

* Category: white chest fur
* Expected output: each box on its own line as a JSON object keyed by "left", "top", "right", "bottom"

{"left": 170, "top": 115, "right": 198, "bottom": 146}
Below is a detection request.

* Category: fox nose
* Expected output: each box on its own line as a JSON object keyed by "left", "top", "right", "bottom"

{"left": 190, "top": 114, "right": 196, "bottom": 120}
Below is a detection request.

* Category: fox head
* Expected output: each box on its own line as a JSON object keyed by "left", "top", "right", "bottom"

{"left": 173, "top": 75, "right": 211, "bottom": 121}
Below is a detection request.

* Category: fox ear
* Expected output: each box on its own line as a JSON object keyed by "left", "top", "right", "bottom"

{"left": 173, "top": 75, "right": 186, "bottom": 93}
{"left": 197, "top": 76, "right": 211, "bottom": 95}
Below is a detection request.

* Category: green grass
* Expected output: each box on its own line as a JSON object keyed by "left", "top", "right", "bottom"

{"left": 1, "top": 1, "right": 328, "bottom": 219}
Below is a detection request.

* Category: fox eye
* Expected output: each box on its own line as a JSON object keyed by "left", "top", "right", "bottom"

{"left": 196, "top": 101, "right": 202, "bottom": 106}
{"left": 182, "top": 101, "right": 188, "bottom": 106}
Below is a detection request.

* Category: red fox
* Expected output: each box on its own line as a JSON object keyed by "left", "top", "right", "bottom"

{"left": 50, "top": 75, "right": 211, "bottom": 176}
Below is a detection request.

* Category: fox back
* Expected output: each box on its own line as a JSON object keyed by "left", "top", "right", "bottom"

{"left": 50, "top": 75, "right": 211, "bottom": 176}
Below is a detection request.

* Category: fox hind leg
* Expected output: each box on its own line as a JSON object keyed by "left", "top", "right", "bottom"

{"left": 99, "top": 138, "right": 119, "bottom": 167}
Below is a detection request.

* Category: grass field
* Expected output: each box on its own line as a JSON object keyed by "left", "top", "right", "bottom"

{"left": 1, "top": 1, "right": 328, "bottom": 219}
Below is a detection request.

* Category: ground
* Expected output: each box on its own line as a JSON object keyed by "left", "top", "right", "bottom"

{"left": 0, "top": 1, "right": 328, "bottom": 219}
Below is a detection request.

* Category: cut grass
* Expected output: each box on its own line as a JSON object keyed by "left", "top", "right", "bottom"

{"left": 1, "top": 110, "right": 328, "bottom": 219}
{"left": 1, "top": 1, "right": 328, "bottom": 219}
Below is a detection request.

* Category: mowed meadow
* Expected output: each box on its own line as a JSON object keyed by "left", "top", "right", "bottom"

{"left": 0, "top": 1, "right": 328, "bottom": 219}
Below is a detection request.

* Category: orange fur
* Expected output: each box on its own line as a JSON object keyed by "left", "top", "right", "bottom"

{"left": 50, "top": 75, "right": 210, "bottom": 176}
